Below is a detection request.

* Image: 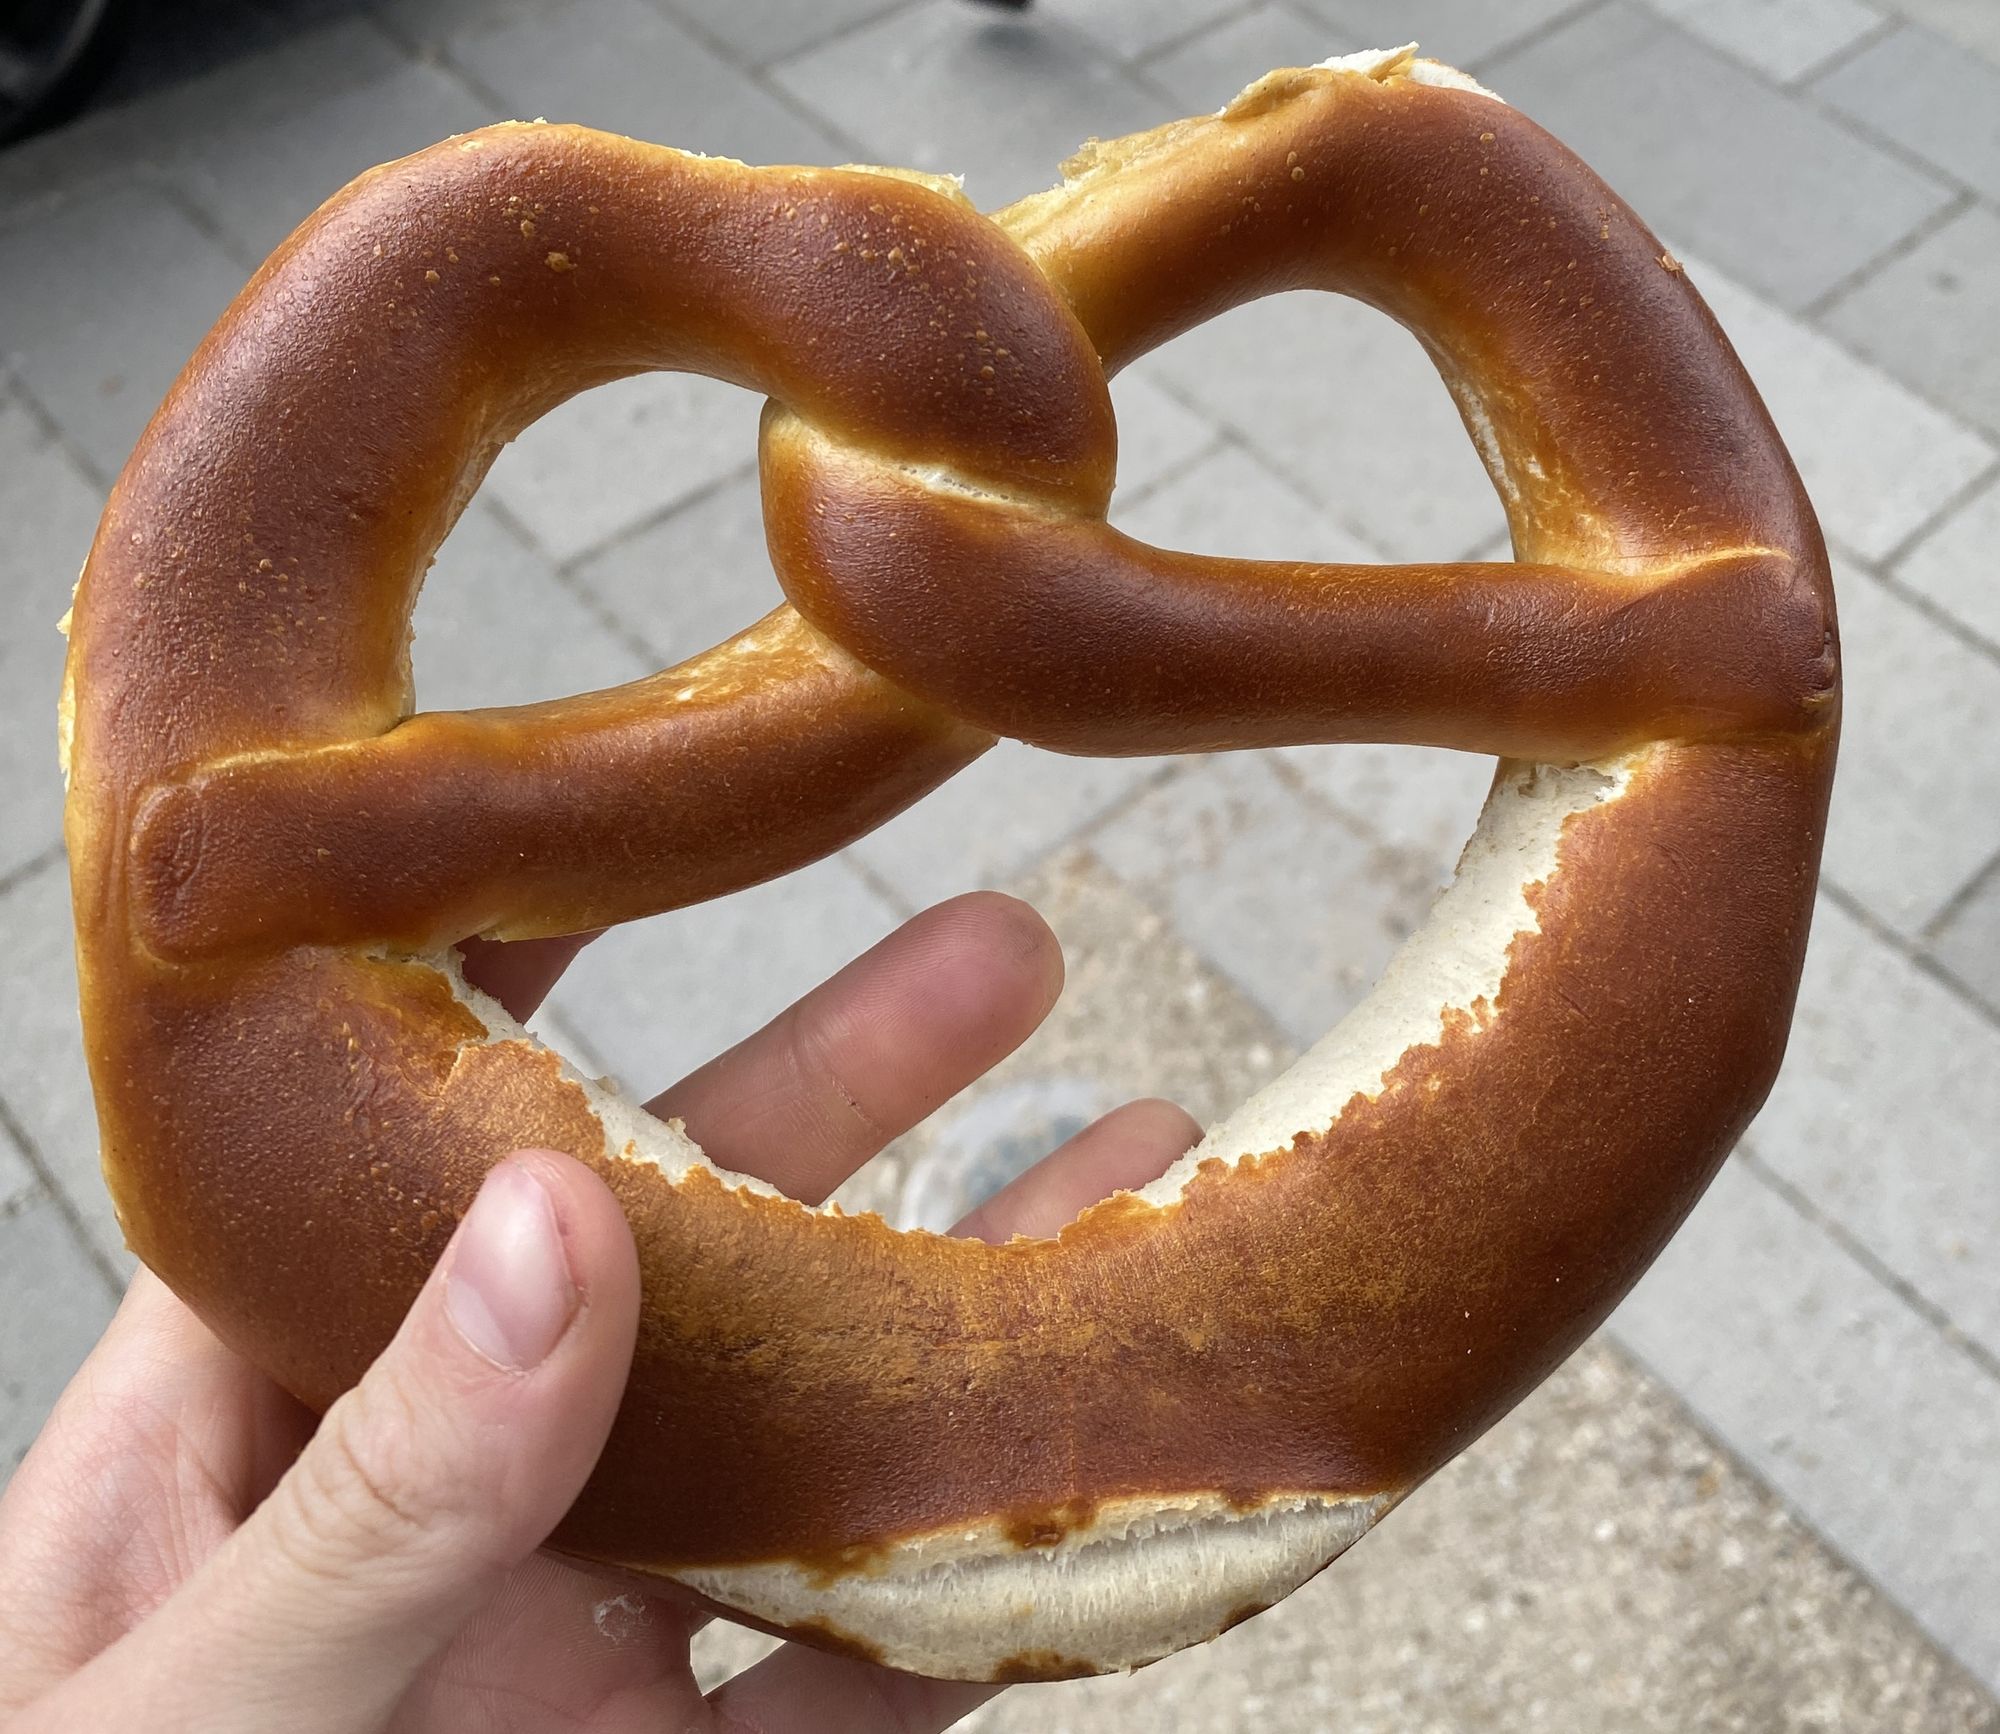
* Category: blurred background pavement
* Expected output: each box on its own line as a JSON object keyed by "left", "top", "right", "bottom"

{"left": 2, "top": 0, "right": 1997, "bottom": 1726}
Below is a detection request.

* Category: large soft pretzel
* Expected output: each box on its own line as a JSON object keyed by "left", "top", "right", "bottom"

{"left": 62, "top": 47, "right": 1838, "bottom": 1681}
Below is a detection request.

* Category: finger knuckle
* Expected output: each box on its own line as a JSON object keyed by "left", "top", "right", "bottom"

{"left": 274, "top": 1379, "right": 436, "bottom": 1581}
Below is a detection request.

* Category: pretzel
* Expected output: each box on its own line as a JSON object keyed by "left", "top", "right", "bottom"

{"left": 61, "top": 46, "right": 1838, "bottom": 1682}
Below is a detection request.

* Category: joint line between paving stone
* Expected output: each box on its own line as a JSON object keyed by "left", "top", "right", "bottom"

{"left": 1128, "top": 0, "right": 1266, "bottom": 79}
{"left": 1831, "top": 528, "right": 2000, "bottom": 686}
{"left": 1624, "top": 5, "right": 1973, "bottom": 223}
{"left": 0, "top": 843, "right": 67, "bottom": 904}
{"left": 1215, "top": 421, "right": 1403, "bottom": 563}
{"left": 553, "top": 455, "right": 760, "bottom": 583}
{"left": 1802, "top": 187, "right": 1977, "bottom": 326}
{"left": 3, "top": 366, "right": 112, "bottom": 492}
{"left": 1921, "top": 846, "right": 2000, "bottom": 952}
{"left": 1785, "top": 9, "right": 1899, "bottom": 88}
{"left": 1736, "top": 1145, "right": 2000, "bottom": 1390}
{"left": 1801, "top": 78, "right": 1993, "bottom": 211}
{"left": 1109, "top": 432, "right": 1229, "bottom": 518}
{"left": 1476, "top": 0, "right": 1616, "bottom": 73}
{"left": 840, "top": 849, "right": 920, "bottom": 924}
{"left": 1877, "top": 457, "right": 2000, "bottom": 575}
{"left": 667, "top": 0, "right": 921, "bottom": 73}
{"left": 151, "top": 169, "right": 264, "bottom": 278}
{"left": 1051, "top": 757, "right": 1190, "bottom": 865}
{"left": 1820, "top": 878, "right": 2000, "bottom": 1035}
{"left": 642, "top": 0, "right": 894, "bottom": 166}
{"left": 364, "top": 9, "right": 520, "bottom": 123}
{"left": 1263, "top": 747, "right": 1413, "bottom": 856}
{"left": 1871, "top": 563, "right": 2000, "bottom": 673}
{"left": 1782, "top": 8, "right": 1901, "bottom": 90}
{"left": 1594, "top": 1307, "right": 1994, "bottom": 1677}
{"left": 1130, "top": 366, "right": 1420, "bottom": 561}
{"left": 474, "top": 492, "right": 669, "bottom": 672}
{"left": 0, "top": 1092, "right": 124, "bottom": 1299}
{"left": 0, "top": 1182, "right": 50, "bottom": 1227}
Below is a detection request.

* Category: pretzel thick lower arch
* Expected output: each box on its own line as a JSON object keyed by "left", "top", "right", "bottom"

{"left": 63, "top": 48, "right": 1838, "bottom": 1681}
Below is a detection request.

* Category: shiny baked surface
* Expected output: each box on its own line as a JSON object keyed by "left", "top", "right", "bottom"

{"left": 63, "top": 49, "right": 1837, "bottom": 1679}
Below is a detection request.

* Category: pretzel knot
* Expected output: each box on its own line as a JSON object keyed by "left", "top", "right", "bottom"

{"left": 65, "top": 47, "right": 1839, "bottom": 1683}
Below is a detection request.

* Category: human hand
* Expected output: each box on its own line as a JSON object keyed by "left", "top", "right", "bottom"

{"left": 0, "top": 893, "right": 1199, "bottom": 1733}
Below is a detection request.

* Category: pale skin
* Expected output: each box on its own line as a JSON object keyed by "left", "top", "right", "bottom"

{"left": 0, "top": 892, "right": 1201, "bottom": 1733}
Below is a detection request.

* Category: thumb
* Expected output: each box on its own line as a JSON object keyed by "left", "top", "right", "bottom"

{"left": 36, "top": 1150, "right": 641, "bottom": 1734}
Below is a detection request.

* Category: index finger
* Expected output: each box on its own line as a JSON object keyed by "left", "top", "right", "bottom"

{"left": 647, "top": 892, "right": 1064, "bottom": 1203}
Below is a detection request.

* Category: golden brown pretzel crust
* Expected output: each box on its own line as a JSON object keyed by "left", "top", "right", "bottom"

{"left": 65, "top": 50, "right": 1837, "bottom": 1680}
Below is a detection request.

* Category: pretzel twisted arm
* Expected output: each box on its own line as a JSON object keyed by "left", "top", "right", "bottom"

{"left": 127, "top": 614, "right": 987, "bottom": 960}
{"left": 763, "top": 425, "right": 1832, "bottom": 758}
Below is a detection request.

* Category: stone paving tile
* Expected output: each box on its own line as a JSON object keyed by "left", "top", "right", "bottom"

{"left": 1896, "top": 474, "right": 2000, "bottom": 651}
{"left": 1815, "top": 24, "right": 2000, "bottom": 200}
{"left": 1754, "top": 894, "right": 2000, "bottom": 1360}
{"left": 1111, "top": 439, "right": 1379, "bottom": 560}
{"left": 412, "top": 500, "right": 651, "bottom": 710}
{"left": 1278, "top": 741, "right": 1497, "bottom": 872}
{"left": 0, "top": 391, "right": 104, "bottom": 882}
{"left": 0, "top": 1123, "right": 35, "bottom": 1215}
{"left": 1485, "top": 3, "right": 1955, "bottom": 311}
{"left": 0, "top": 860, "right": 129, "bottom": 1275}
{"left": 479, "top": 372, "right": 766, "bottom": 564}
{"left": 0, "top": 11, "right": 387, "bottom": 225}
{"left": 0, "top": 182, "right": 248, "bottom": 479}
{"left": 1883, "top": 0, "right": 2000, "bottom": 68}
{"left": 367, "top": 0, "right": 556, "bottom": 48}
{"left": 1609, "top": 1154, "right": 2000, "bottom": 1691}
{"left": 1823, "top": 203, "right": 2000, "bottom": 442}
{"left": 448, "top": 0, "right": 840, "bottom": 162}
{"left": 1643, "top": 0, "right": 1884, "bottom": 82}
{"left": 1091, "top": 753, "right": 1444, "bottom": 1046}
{"left": 1105, "top": 360, "right": 1222, "bottom": 504}
{"left": 771, "top": 2, "right": 1170, "bottom": 210}
{"left": 662, "top": 0, "right": 897, "bottom": 66}
{"left": 1047, "top": 0, "right": 1251, "bottom": 63}
{"left": 1137, "top": 290, "right": 1507, "bottom": 562}
{"left": 1142, "top": 4, "right": 1355, "bottom": 111}
{"left": 1690, "top": 256, "right": 1997, "bottom": 561}
{"left": 846, "top": 743, "right": 1175, "bottom": 915}
{"left": 162, "top": 22, "right": 497, "bottom": 261}
{"left": 568, "top": 466, "right": 779, "bottom": 666}
{"left": 538, "top": 854, "right": 904, "bottom": 1096}
{"left": 1301, "top": 0, "right": 1584, "bottom": 66}
{"left": 1928, "top": 864, "right": 2000, "bottom": 1015}
{"left": 0, "top": 1195, "right": 118, "bottom": 1480}
{"left": 0, "top": 105, "right": 133, "bottom": 226}
{"left": 1820, "top": 562, "right": 2000, "bottom": 938}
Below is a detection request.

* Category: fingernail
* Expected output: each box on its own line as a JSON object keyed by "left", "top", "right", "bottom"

{"left": 445, "top": 1161, "right": 578, "bottom": 1370}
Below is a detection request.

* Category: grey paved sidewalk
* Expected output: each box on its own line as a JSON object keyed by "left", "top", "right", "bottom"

{"left": 3, "top": 0, "right": 1998, "bottom": 1722}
